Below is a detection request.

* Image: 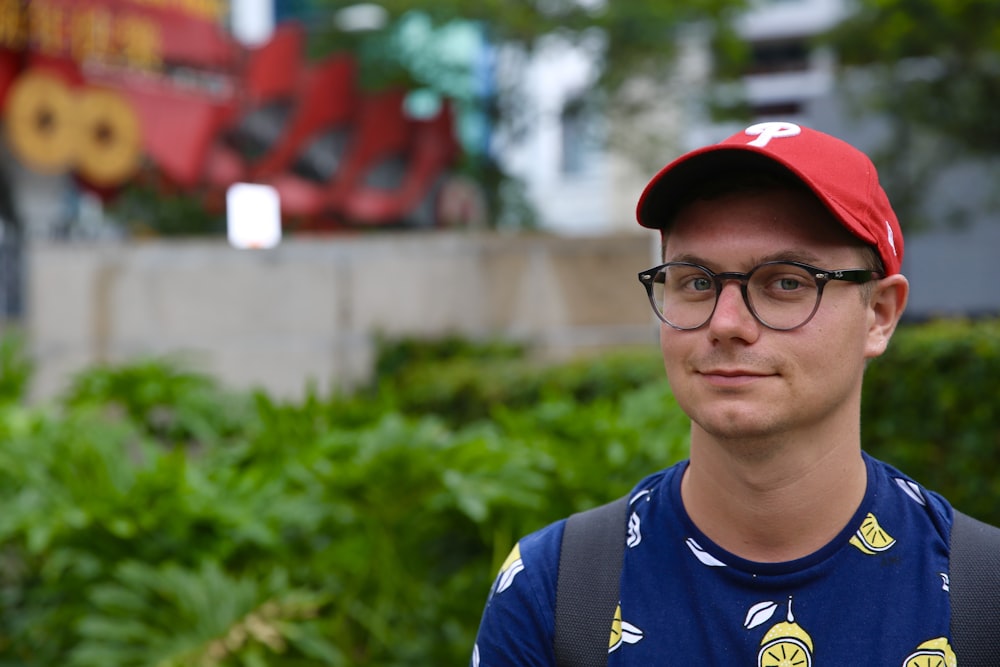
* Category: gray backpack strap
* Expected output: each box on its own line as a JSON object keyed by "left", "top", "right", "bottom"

{"left": 950, "top": 509, "right": 1000, "bottom": 666}
{"left": 554, "top": 495, "right": 629, "bottom": 667}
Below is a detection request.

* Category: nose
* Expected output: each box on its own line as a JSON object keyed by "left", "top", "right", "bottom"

{"left": 706, "top": 279, "right": 760, "bottom": 340}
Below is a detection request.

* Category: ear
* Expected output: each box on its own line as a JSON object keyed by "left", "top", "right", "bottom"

{"left": 864, "top": 274, "right": 909, "bottom": 359}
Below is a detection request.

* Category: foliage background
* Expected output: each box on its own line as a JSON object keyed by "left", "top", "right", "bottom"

{"left": 102, "top": 0, "right": 1000, "bottom": 236}
{"left": 0, "top": 319, "right": 996, "bottom": 664}
{"left": 313, "top": 0, "right": 1000, "bottom": 233}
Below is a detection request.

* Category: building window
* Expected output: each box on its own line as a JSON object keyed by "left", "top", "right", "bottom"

{"left": 560, "top": 95, "right": 598, "bottom": 176}
{"left": 746, "top": 38, "right": 811, "bottom": 75}
{"left": 751, "top": 100, "right": 803, "bottom": 117}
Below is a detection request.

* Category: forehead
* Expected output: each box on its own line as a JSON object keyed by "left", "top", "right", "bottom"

{"left": 663, "top": 185, "right": 867, "bottom": 264}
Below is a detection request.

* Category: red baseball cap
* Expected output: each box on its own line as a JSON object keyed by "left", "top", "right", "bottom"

{"left": 636, "top": 122, "right": 904, "bottom": 275}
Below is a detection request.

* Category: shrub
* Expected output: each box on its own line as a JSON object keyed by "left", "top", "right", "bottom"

{"left": 862, "top": 319, "right": 1000, "bottom": 525}
{"left": 0, "top": 338, "right": 688, "bottom": 665}
{"left": 0, "top": 319, "right": 996, "bottom": 664}
{"left": 0, "top": 327, "right": 32, "bottom": 405}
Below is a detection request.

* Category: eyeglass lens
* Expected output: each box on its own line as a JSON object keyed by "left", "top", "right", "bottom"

{"left": 650, "top": 262, "right": 822, "bottom": 330}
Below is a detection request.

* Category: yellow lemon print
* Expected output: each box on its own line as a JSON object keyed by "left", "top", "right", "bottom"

{"left": 902, "top": 637, "right": 957, "bottom": 667}
{"left": 609, "top": 604, "right": 644, "bottom": 652}
{"left": 499, "top": 543, "right": 521, "bottom": 572}
{"left": 494, "top": 543, "right": 524, "bottom": 594}
{"left": 609, "top": 604, "right": 621, "bottom": 650}
{"left": 757, "top": 598, "right": 813, "bottom": 667}
{"left": 849, "top": 512, "right": 896, "bottom": 554}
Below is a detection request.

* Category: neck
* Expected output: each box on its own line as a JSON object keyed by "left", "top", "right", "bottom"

{"left": 681, "top": 426, "right": 867, "bottom": 563}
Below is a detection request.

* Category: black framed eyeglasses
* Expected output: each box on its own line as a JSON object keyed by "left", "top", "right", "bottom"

{"left": 637, "top": 261, "right": 882, "bottom": 331}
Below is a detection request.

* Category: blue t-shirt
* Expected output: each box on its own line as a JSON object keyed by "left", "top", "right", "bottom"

{"left": 471, "top": 453, "right": 955, "bottom": 666}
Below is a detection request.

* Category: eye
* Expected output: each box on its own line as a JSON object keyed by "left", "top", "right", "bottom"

{"left": 662, "top": 265, "right": 715, "bottom": 299}
{"left": 750, "top": 263, "right": 817, "bottom": 300}
{"left": 688, "top": 276, "right": 714, "bottom": 292}
{"left": 776, "top": 277, "right": 803, "bottom": 291}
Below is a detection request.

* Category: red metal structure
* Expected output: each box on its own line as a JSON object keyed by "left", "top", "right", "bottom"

{"left": 0, "top": 0, "right": 469, "bottom": 230}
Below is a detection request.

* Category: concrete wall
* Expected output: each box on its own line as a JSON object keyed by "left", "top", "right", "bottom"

{"left": 27, "top": 232, "right": 659, "bottom": 400}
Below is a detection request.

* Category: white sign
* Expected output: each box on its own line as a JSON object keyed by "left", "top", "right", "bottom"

{"left": 226, "top": 182, "right": 281, "bottom": 250}
{"left": 231, "top": 0, "right": 275, "bottom": 47}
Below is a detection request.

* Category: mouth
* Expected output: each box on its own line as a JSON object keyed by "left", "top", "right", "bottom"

{"left": 701, "top": 368, "right": 767, "bottom": 377}
{"left": 697, "top": 368, "right": 774, "bottom": 387}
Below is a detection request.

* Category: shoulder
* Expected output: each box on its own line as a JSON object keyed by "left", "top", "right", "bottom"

{"left": 868, "top": 454, "right": 953, "bottom": 540}
{"left": 471, "top": 465, "right": 685, "bottom": 666}
{"left": 491, "top": 517, "right": 567, "bottom": 612}
{"left": 471, "top": 519, "right": 565, "bottom": 667}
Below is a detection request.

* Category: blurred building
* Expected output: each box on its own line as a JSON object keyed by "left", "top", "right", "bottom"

{"left": 503, "top": 0, "right": 1000, "bottom": 318}
{"left": 501, "top": 0, "right": 849, "bottom": 236}
{"left": 2, "top": 0, "right": 996, "bottom": 329}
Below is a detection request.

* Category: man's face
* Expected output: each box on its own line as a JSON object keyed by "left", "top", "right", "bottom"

{"left": 659, "top": 186, "right": 888, "bottom": 445}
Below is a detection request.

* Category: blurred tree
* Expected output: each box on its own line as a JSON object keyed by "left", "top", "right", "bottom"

{"left": 828, "top": 0, "right": 1000, "bottom": 155}
{"left": 823, "top": 0, "right": 1000, "bottom": 229}
{"left": 103, "top": 1, "right": 753, "bottom": 235}
{"left": 308, "top": 0, "right": 751, "bottom": 226}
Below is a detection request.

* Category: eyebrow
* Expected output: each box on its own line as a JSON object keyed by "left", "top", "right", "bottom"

{"left": 666, "top": 250, "right": 827, "bottom": 268}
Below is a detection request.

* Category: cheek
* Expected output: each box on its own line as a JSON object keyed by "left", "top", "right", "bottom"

{"left": 659, "top": 325, "right": 679, "bottom": 363}
{"left": 658, "top": 327, "right": 692, "bottom": 383}
{"left": 659, "top": 326, "right": 677, "bottom": 366}
{"left": 812, "top": 297, "right": 870, "bottom": 348}
{"left": 803, "top": 320, "right": 868, "bottom": 378}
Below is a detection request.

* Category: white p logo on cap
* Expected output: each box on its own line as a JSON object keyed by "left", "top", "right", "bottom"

{"left": 745, "top": 121, "right": 802, "bottom": 148}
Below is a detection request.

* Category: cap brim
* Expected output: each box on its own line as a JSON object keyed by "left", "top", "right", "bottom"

{"left": 636, "top": 148, "right": 800, "bottom": 229}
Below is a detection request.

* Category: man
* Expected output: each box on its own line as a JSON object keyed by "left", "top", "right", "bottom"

{"left": 470, "top": 122, "right": 962, "bottom": 665}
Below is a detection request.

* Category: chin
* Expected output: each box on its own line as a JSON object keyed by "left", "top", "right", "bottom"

{"left": 693, "top": 406, "right": 781, "bottom": 441}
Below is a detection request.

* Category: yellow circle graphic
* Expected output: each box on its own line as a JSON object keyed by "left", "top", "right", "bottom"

{"left": 758, "top": 636, "right": 812, "bottom": 667}
{"left": 903, "top": 638, "right": 957, "bottom": 667}
{"left": 4, "top": 71, "right": 78, "bottom": 173}
{"left": 76, "top": 87, "right": 143, "bottom": 186}
{"left": 903, "top": 649, "right": 947, "bottom": 667}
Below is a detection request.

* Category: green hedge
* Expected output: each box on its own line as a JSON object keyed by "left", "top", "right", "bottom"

{"left": 862, "top": 319, "right": 1000, "bottom": 524}
{"left": 0, "top": 320, "right": 994, "bottom": 664}
{"left": 0, "top": 339, "right": 686, "bottom": 665}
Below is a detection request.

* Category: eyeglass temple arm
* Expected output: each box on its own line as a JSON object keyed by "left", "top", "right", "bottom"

{"left": 826, "top": 269, "right": 882, "bottom": 283}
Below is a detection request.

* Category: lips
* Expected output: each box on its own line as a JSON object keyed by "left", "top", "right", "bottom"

{"left": 697, "top": 368, "right": 774, "bottom": 387}
{"left": 699, "top": 368, "right": 768, "bottom": 377}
